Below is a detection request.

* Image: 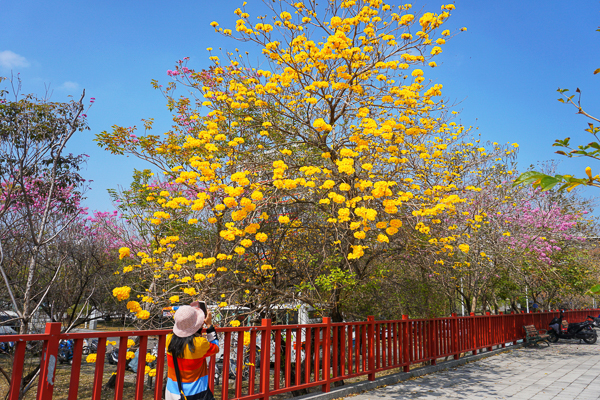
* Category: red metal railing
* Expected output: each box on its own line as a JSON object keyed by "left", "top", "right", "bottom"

{"left": 0, "top": 309, "right": 597, "bottom": 400}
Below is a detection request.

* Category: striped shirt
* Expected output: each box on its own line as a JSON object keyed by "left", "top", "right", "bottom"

{"left": 165, "top": 327, "right": 219, "bottom": 400}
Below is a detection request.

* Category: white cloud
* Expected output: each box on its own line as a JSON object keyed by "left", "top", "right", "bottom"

{"left": 59, "top": 81, "right": 80, "bottom": 90}
{"left": 0, "top": 50, "right": 30, "bottom": 69}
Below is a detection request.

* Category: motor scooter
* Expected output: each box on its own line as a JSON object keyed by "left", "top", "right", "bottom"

{"left": 548, "top": 312, "right": 597, "bottom": 344}
{"left": 82, "top": 338, "right": 98, "bottom": 356}
{"left": 0, "top": 340, "right": 14, "bottom": 355}
{"left": 58, "top": 339, "right": 74, "bottom": 364}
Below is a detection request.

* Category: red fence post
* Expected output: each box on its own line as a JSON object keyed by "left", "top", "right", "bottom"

{"left": 500, "top": 312, "right": 506, "bottom": 348}
{"left": 367, "top": 316, "right": 375, "bottom": 381}
{"left": 37, "top": 322, "right": 62, "bottom": 400}
{"left": 451, "top": 313, "right": 459, "bottom": 360}
{"left": 511, "top": 311, "right": 517, "bottom": 345}
{"left": 486, "top": 312, "right": 493, "bottom": 351}
{"left": 470, "top": 312, "right": 477, "bottom": 356}
{"left": 402, "top": 315, "right": 410, "bottom": 372}
{"left": 134, "top": 336, "right": 148, "bottom": 400}
{"left": 67, "top": 338, "right": 84, "bottom": 400}
{"left": 429, "top": 318, "right": 437, "bottom": 366}
{"left": 8, "top": 341, "right": 27, "bottom": 400}
{"left": 154, "top": 334, "right": 167, "bottom": 400}
{"left": 114, "top": 336, "right": 129, "bottom": 400}
{"left": 260, "top": 319, "right": 272, "bottom": 400}
{"left": 92, "top": 337, "right": 108, "bottom": 400}
{"left": 322, "top": 317, "right": 332, "bottom": 391}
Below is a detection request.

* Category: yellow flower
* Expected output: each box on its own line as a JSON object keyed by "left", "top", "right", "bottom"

{"left": 126, "top": 351, "right": 136, "bottom": 360}
{"left": 458, "top": 244, "right": 470, "bottom": 253}
{"left": 256, "top": 232, "right": 268, "bottom": 242}
{"left": 127, "top": 301, "right": 141, "bottom": 313}
{"left": 119, "top": 247, "right": 130, "bottom": 260}
{"left": 313, "top": 118, "right": 332, "bottom": 132}
{"left": 169, "top": 295, "right": 179, "bottom": 304}
{"left": 86, "top": 354, "right": 97, "bottom": 363}
{"left": 348, "top": 245, "right": 367, "bottom": 260}
{"left": 386, "top": 227, "right": 398, "bottom": 235}
{"left": 354, "top": 231, "right": 366, "bottom": 239}
{"left": 146, "top": 353, "right": 157, "bottom": 363}
{"left": 112, "top": 286, "right": 131, "bottom": 301}
{"left": 219, "top": 302, "right": 228, "bottom": 307}
{"left": 148, "top": 368, "right": 157, "bottom": 377}
{"left": 377, "top": 234, "right": 389, "bottom": 243}
{"left": 389, "top": 219, "right": 402, "bottom": 228}
{"left": 136, "top": 310, "right": 150, "bottom": 320}
{"left": 230, "top": 320, "right": 241, "bottom": 327}
{"left": 278, "top": 215, "right": 290, "bottom": 224}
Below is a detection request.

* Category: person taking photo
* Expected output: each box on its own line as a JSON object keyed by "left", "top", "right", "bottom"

{"left": 165, "top": 303, "right": 219, "bottom": 400}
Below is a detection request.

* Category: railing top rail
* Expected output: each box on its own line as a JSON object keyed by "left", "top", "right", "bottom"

{"left": 331, "top": 321, "right": 370, "bottom": 326}
{"left": 0, "top": 333, "right": 52, "bottom": 342}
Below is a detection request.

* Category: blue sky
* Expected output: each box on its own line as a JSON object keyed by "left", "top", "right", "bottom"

{"left": 1, "top": 0, "right": 599, "bottom": 213}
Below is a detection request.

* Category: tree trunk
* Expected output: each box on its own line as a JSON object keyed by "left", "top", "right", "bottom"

{"left": 20, "top": 251, "right": 39, "bottom": 334}
{"left": 470, "top": 296, "right": 477, "bottom": 315}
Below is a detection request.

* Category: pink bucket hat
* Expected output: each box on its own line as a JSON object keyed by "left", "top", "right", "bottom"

{"left": 173, "top": 305, "right": 205, "bottom": 337}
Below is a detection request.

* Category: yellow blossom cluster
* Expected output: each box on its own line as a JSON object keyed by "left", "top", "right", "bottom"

{"left": 112, "top": 286, "right": 131, "bottom": 301}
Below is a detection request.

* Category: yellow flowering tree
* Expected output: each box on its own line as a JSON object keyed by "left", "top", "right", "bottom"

{"left": 98, "top": 0, "right": 492, "bottom": 322}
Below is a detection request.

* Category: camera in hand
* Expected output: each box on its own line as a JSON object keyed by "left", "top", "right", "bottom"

{"left": 190, "top": 301, "right": 208, "bottom": 316}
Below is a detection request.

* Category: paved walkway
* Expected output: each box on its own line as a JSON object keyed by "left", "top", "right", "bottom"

{"left": 350, "top": 342, "right": 600, "bottom": 399}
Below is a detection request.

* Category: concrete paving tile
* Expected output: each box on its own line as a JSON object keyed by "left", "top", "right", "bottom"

{"left": 349, "top": 343, "right": 600, "bottom": 400}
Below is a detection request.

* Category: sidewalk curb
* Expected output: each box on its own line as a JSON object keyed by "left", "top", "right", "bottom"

{"left": 295, "top": 343, "right": 524, "bottom": 400}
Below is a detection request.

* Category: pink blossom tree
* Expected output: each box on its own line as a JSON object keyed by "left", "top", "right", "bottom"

{"left": 0, "top": 76, "right": 92, "bottom": 333}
